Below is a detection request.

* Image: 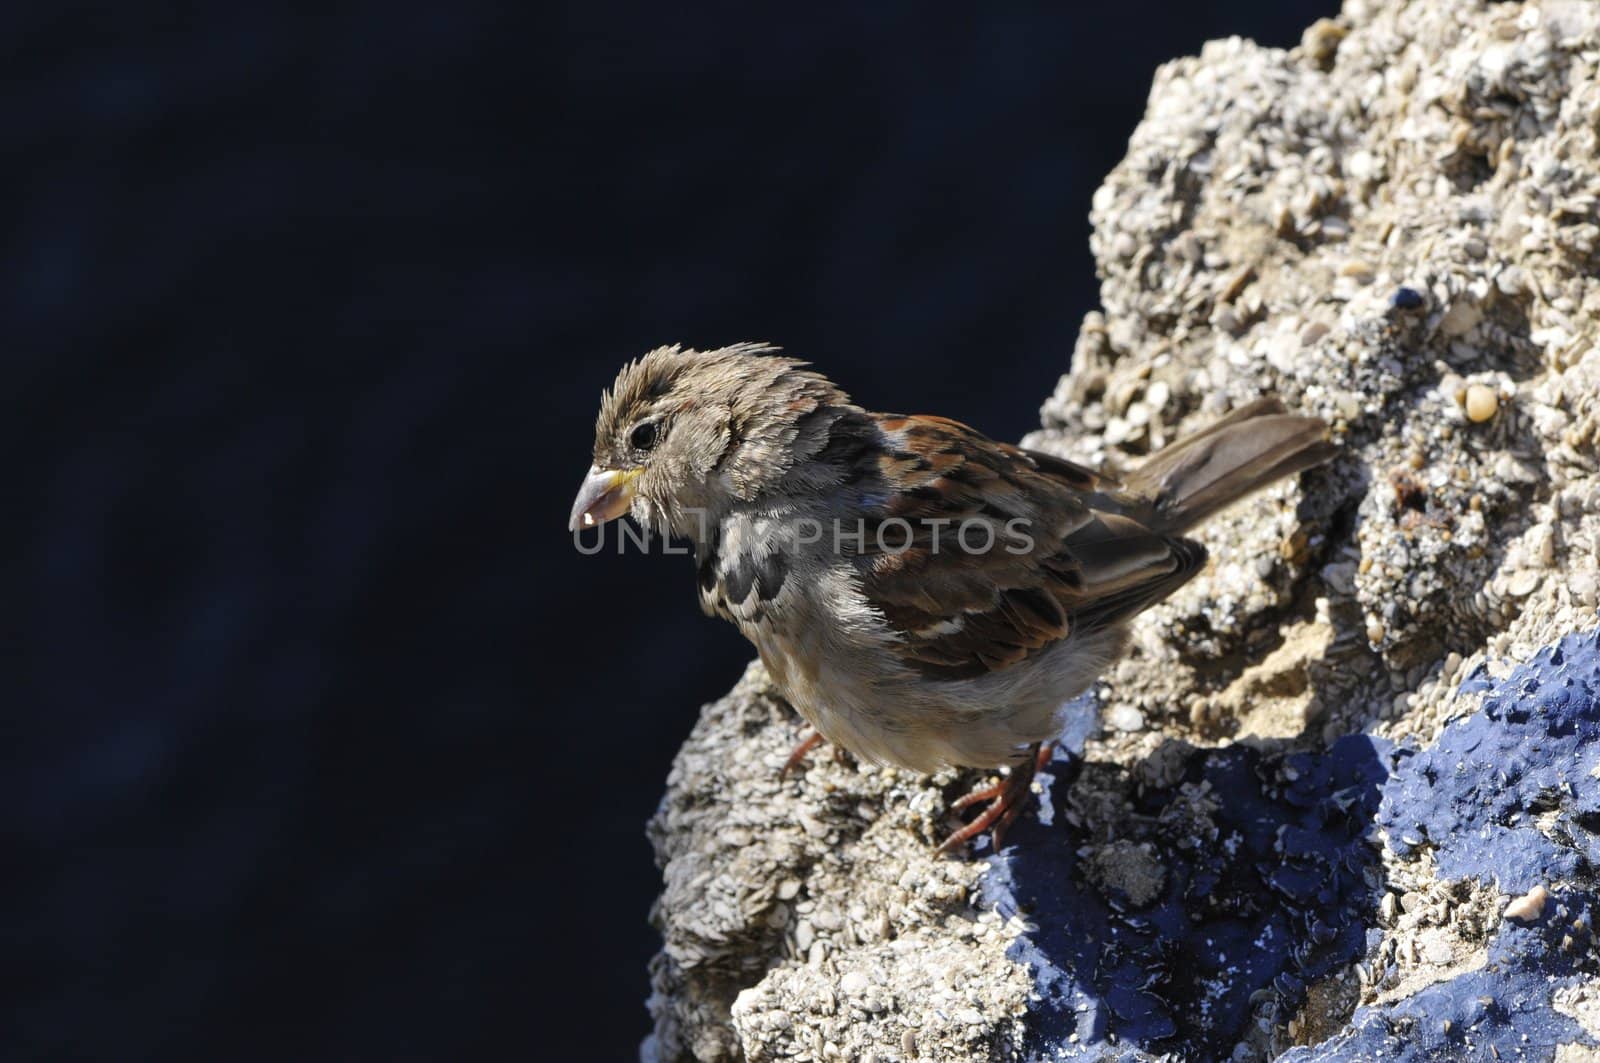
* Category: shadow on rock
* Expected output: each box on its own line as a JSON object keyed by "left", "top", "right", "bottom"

{"left": 980, "top": 727, "right": 1395, "bottom": 1059}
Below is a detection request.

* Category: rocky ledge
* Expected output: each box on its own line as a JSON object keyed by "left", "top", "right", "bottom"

{"left": 644, "top": 0, "right": 1600, "bottom": 1058}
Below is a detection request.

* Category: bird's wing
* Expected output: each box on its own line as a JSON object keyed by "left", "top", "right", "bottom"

{"left": 854, "top": 413, "right": 1205, "bottom": 681}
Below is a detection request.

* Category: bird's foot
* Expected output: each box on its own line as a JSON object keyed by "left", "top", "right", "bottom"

{"left": 938, "top": 742, "right": 1053, "bottom": 854}
{"left": 780, "top": 729, "right": 827, "bottom": 777}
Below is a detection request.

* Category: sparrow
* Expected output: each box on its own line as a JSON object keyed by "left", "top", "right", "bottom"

{"left": 570, "top": 343, "right": 1335, "bottom": 851}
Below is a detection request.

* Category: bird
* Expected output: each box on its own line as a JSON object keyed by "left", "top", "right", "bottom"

{"left": 569, "top": 343, "right": 1336, "bottom": 852}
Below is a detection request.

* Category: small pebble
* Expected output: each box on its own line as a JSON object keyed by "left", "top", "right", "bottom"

{"left": 1504, "top": 570, "right": 1540, "bottom": 598}
{"left": 1464, "top": 384, "right": 1499, "bottom": 423}
{"left": 1220, "top": 265, "right": 1254, "bottom": 303}
{"left": 1441, "top": 651, "right": 1463, "bottom": 680}
{"left": 1106, "top": 705, "right": 1145, "bottom": 732}
{"left": 839, "top": 970, "right": 870, "bottom": 996}
{"left": 1389, "top": 286, "right": 1426, "bottom": 311}
{"left": 1503, "top": 885, "right": 1549, "bottom": 923}
{"left": 1366, "top": 619, "right": 1385, "bottom": 645}
{"left": 1439, "top": 299, "right": 1482, "bottom": 337}
{"left": 1531, "top": 526, "right": 1555, "bottom": 567}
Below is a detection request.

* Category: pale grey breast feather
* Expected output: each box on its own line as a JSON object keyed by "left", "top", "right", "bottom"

{"left": 696, "top": 509, "right": 809, "bottom": 624}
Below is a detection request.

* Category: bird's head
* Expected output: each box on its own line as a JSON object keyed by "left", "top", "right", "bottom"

{"left": 569, "top": 343, "right": 850, "bottom": 542}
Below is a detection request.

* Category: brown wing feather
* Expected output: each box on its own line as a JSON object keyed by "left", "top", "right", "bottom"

{"left": 855, "top": 414, "right": 1204, "bottom": 681}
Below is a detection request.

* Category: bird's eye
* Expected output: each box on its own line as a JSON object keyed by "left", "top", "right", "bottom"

{"left": 630, "top": 420, "right": 659, "bottom": 452}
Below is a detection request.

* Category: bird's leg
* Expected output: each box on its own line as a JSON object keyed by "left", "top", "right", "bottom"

{"left": 781, "top": 729, "right": 827, "bottom": 777}
{"left": 938, "top": 742, "right": 1054, "bottom": 854}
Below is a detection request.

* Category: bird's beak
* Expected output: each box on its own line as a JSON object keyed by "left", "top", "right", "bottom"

{"left": 568, "top": 465, "right": 641, "bottom": 531}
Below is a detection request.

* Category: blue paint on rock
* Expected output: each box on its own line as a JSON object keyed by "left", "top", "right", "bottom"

{"left": 987, "top": 622, "right": 1600, "bottom": 1059}
{"left": 1381, "top": 627, "right": 1600, "bottom": 896}
{"left": 982, "top": 734, "right": 1393, "bottom": 1058}
{"left": 1283, "top": 897, "right": 1596, "bottom": 1061}
{"left": 1291, "top": 624, "right": 1600, "bottom": 1061}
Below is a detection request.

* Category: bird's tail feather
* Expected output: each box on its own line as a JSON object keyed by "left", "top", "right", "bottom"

{"left": 1125, "top": 398, "right": 1336, "bottom": 533}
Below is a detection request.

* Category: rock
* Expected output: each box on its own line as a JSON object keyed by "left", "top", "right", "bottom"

{"left": 645, "top": 665, "right": 1030, "bottom": 1062}
{"left": 646, "top": 0, "right": 1600, "bottom": 1057}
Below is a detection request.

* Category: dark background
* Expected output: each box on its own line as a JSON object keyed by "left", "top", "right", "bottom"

{"left": 8, "top": 3, "right": 1334, "bottom": 1059}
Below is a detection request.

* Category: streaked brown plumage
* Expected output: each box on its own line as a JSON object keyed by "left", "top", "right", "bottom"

{"left": 570, "top": 343, "right": 1335, "bottom": 851}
